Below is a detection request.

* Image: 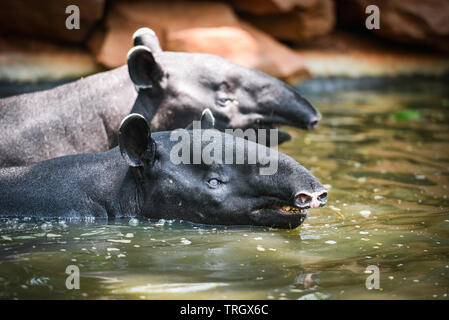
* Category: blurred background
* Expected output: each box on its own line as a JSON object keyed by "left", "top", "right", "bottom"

{"left": 0, "top": 0, "right": 448, "bottom": 97}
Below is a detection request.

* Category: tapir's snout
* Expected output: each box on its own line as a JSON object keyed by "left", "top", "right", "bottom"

{"left": 253, "top": 92, "right": 321, "bottom": 145}
{"left": 246, "top": 150, "right": 328, "bottom": 229}
{"left": 264, "top": 88, "right": 321, "bottom": 139}
{"left": 306, "top": 113, "right": 321, "bottom": 130}
{"left": 293, "top": 91, "right": 321, "bottom": 130}
{"left": 294, "top": 190, "right": 328, "bottom": 209}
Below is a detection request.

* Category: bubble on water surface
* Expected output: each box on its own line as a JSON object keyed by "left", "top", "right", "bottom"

{"left": 108, "top": 239, "right": 131, "bottom": 244}
{"left": 40, "top": 222, "right": 52, "bottom": 230}
{"left": 359, "top": 210, "right": 371, "bottom": 218}
{"left": 46, "top": 233, "right": 61, "bottom": 238}
{"left": 180, "top": 238, "right": 191, "bottom": 245}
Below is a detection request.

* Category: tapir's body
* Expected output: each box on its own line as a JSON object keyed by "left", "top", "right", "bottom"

{"left": 0, "top": 147, "right": 136, "bottom": 219}
{"left": 0, "top": 66, "right": 134, "bottom": 166}
{"left": 0, "top": 112, "right": 327, "bottom": 229}
{"left": 0, "top": 28, "right": 320, "bottom": 168}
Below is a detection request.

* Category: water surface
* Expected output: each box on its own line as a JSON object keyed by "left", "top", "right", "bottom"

{"left": 1, "top": 79, "right": 448, "bottom": 299}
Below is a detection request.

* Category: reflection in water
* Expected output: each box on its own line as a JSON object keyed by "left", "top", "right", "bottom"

{"left": 0, "top": 80, "right": 448, "bottom": 299}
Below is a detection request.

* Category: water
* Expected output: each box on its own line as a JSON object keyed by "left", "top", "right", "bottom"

{"left": 1, "top": 79, "right": 448, "bottom": 300}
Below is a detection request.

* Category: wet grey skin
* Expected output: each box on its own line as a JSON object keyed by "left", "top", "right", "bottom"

{"left": 0, "top": 110, "right": 327, "bottom": 229}
{"left": 0, "top": 28, "right": 320, "bottom": 168}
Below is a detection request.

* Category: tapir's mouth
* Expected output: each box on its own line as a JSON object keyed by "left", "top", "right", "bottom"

{"left": 252, "top": 205, "right": 308, "bottom": 217}
{"left": 248, "top": 202, "right": 309, "bottom": 229}
{"left": 250, "top": 121, "right": 292, "bottom": 145}
{"left": 275, "top": 205, "right": 308, "bottom": 216}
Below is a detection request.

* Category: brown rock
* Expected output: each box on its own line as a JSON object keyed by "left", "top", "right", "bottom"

{"left": 166, "top": 27, "right": 259, "bottom": 66}
{"left": 229, "top": 0, "right": 304, "bottom": 15}
{"left": 91, "top": 0, "right": 309, "bottom": 80}
{"left": 336, "top": 0, "right": 449, "bottom": 52}
{"left": 230, "top": 0, "right": 336, "bottom": 42}
{"left": 166, "top": 23, "right": 309, "bottom": 80}
{"left": 91, "top": 0, "right": 239, "bottom": 67}
{"left": 0, "top": 0, "right": 105, "bottom": 44}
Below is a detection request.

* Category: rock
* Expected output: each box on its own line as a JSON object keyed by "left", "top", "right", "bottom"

{"left": 0, "top": 0, "right": 105, "bottom": 44}
{"left": 91, "top": 0, "right": 309, "bottom": 80}
{"left": 229, "top": 0, "right": 303, "bottom": 15}
{"left": 166, "top": 23, "right": 309, "bottom": 80}
{"left": 166, "top": 27, "right": 258, "bottom": 66}
{"left": 336, "top": 0, "right": 449, "bottom": 52}
{"left": 230, "top": 0, "right": 336, "bottom": 42}
{"left": 90, "top": 0, "right": 239, "bottom": 68}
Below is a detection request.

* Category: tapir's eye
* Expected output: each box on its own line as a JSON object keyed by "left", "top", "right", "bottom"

{"left": 217, "top": 97, "right": 232, "bottom": 107}
{"left": 207, "top": 178, "right": 221, "bottom": 188}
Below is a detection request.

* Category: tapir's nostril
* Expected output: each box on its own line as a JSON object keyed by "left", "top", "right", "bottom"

{"left": 296, "top": 191, "right": 327, "bottom": 209}
{"left": 318, "top": 192, "right": 328, "bottom": 202}
{"left": 297, "top": 193, "right": 312, "bottom": 205}
{"left": 307, "top": 120, "right": 319, "bottom": 130}
{"left": 315, "top": 191, "right": 328, "bottom": 208}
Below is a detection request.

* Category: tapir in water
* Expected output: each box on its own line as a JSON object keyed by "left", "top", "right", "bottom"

{"left": 0, "top": 110, "right": 327, "bottom": 229}
{"left": 0, "top": 28, "right": 320, "bottom": 168}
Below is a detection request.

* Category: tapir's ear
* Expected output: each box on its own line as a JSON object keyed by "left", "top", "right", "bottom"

{"left": 185, "top": 108, "right": 216, "bottom": 130}
{"left": 119, "top": 114, "right": 156, "bottom": 168}
{"left": 133, "top": 27, "right": 162, "bottom": 54}
{"left": 127, "top": 46, "right": 163, "bottom": 89}
{"left": 200, "top": 108, "right": 215, "bottom": 129}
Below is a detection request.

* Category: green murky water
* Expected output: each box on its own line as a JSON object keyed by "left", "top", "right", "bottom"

{"left": 1, "top": 79, "right": 448, "bottom": 300}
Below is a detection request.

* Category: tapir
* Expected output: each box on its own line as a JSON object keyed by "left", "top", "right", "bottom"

{"left": 0, "top": 28, "right": 321, "bottom": 168}
{"left": 0, "top": 110, "right": 327, "bottom": 229}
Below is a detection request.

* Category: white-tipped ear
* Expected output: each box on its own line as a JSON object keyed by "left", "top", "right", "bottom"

{"left": 200, "top": 108, "right": 215, "bottom": 129}
{"left": 185, "top": 108, "right": 216, "bottom": 130}
{"left": 133, "top": 27, "right": 162, "bottom": 53}
{"left": 133, "top": 27, "right": 156, "bottom": 39}
{"left": 127, "top": 46, "right": 163, "bottom": 89}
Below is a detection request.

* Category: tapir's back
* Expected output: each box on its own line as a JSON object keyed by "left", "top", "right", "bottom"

{"left": 0, "top": 148, "right": 128, "bottom": 218}
{"left": 0, "top": 66, "right": 135, "bottom": 167}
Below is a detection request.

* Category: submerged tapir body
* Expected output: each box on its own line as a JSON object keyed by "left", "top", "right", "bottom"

{"left": 0, "top": 28, "right": 320, "bottom": 168}
{"left": 0, "top": 110, "right": 326, "bottom": 229}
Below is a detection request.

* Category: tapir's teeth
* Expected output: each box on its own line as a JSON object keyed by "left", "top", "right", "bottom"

{"left": 254, "top": 206, "right": 307, "bottom": 215}
{"left": 281, "top": 206, "right": 302, "bottom": 214}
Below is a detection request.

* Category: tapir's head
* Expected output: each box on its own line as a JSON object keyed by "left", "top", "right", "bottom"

{"left": 118, "top": 109, "right": 327, "bottom": 229}
{"left": 127, "top": 28, "right": 321, "bottom": 145}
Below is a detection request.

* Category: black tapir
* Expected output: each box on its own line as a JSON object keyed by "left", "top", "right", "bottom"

{"left": 0, "top": 28, "right": 321, "bottom": 168}
{"left": 0, "top": 110, "right": 327, "bottom": 229}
